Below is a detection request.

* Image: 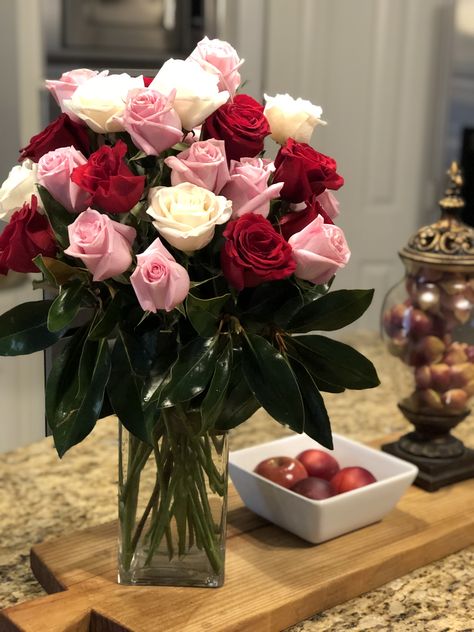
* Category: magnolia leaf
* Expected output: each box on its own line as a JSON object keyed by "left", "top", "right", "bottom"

{"left": 287, "top": 335, "right": 380, "bottom": 390}
{"left": 287, "top": 289, "right": 375, "bottom": 333}
{"left": 242, "top": 333, "right": 305, "bottom": 432}
{"left": 0, "top": 300, "right": 65, "bottom": 355}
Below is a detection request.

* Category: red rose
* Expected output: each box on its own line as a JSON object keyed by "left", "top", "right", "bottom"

{"left": 221, "top": 214, "right": 296, "bottom": 290}
{"left": 0, "top": 195, "right": 56, "bottom": 274}
{"left": 279, "top": 196, "right": 333, "bottom": 241}
{"left": 201, "top": 94, "right": 270, "bottom": 162}
{"left": 71, "top": 140, "right": 145, "bottom": 214}
{"left": 19, "top": 113, "right": 90, "bottom": 163}
{"left": 143, "top": 76, "right": 154, "bottom": 87}
{"left": 273, "top": 139, "right": 344, "bottom": 203}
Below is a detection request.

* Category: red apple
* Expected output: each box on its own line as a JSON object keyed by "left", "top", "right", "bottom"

{"left": 291, "top": 477, "right": 333, "bottom": 500}
{"left": 330, "top": 467, "right": 377, "bottom": 494}
{"left": 296, "top": 449, "right": 340, "bottom": 481}
{"left": 255, "top": 456, "right": 308, "bottom": 489}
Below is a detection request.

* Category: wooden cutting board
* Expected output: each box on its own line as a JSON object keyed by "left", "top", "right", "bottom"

{"left": 1, "top": 438, "right": 474, "bottom": 632}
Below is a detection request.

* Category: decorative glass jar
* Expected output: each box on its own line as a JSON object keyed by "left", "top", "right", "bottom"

{"left": 381, "top": 162, "right": 474, "bottom": 490}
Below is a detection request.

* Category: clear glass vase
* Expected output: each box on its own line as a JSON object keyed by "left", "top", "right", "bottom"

{"left": 117, "top": 410, "right": 229, "bottom": 588}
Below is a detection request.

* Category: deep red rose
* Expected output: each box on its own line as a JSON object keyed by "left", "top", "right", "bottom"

{"left": 19, "top": 113, "right": 90, "bottom": 163}
{"left": 279, "top": 196, "right": 333, "bottom": 241}
{"left": 273, "top": 139, "right": 344, "bottom": 203}
{"left": 221, "top": 214, "right": 296, "bottom": 290}
{"left": 71, "top": 140, "right": 145, "bottom": 214}
{"left": 0, "top": 195, "right": 56, "bottom": 274}
{"left": 143, "top": 76, "right": 154, "bottom": 87}
{"left": 201, "top": 94, "right": 270, "bottom": 162}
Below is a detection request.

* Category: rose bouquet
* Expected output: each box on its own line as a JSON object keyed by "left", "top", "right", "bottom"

{"left": 0, "top": 37, "right": 379, "bottom": 587}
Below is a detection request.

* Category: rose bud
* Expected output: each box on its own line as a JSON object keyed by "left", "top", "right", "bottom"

{"left": 465, "top": 379, "right": 474, "bottom": 396}
{"left": 429, "top": 363, "right": 451, "bottom": 391}
{"left": 387, "top": 332, "right": 408, "bottom": 359}
{"left": 419, "top": 388, "right": 443, "bottom": 410}
{"left": 415, "top": 366, "right": 432, "bottom": 389}
{"left": 444, "top": 342, "right": 468, "bottom": 366}
{"left": 391, "top": 303, "right": 410, "bottom": 329}
{"left": 416, "top": 284, "right": 441, "bottom": 313}
{"left": 442, "top": 388, "right": 468, "bottom": 411}
{"left": 405, "top": 308, "right": 433, "bottom": 339}
{"left": 407, "top": 336, "right": 445, "bottom": 366}
{"left": 416, "top": 267, "right": 443, "bottom": 283}
{"left": 450, "top": 363, "right": 474, "bottom": 388}
{"left": 440, "top": 277, "right": 467, "bottom": 296}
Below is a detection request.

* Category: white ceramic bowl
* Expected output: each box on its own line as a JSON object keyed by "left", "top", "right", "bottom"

{"left": 229, "top": 433, "right": 418, "bottom": 544}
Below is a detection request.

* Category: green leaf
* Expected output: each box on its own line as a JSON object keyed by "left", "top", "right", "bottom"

{"left": 200, "top": 340, "right": 232, "bottom": 432}
{"left": 0, "top": 300, "right": 65, "bottom": 355}
{"left": 287, "top": 289, "right": 375, "bottom": 333}
{"left": 108, "top": 331, "right": 155, "bottom": 444}
{"left": 242, "top": 333, "right": 305, "bottom": 432}
{"left": 143, "top": 331, "right": 179, "bottom": 403}
{"left": 46, "top": 332, "right": 111, "bottom": 457}
{"left": 217, "top": 355, "right": 260, "bottom": 431}
{"left": 289, "top": 358, "right": 333, "bottom": 449}
{"left": 241, "top": 280, "right": 302, "bottom": 326}
{"left": 158, "top": 336, "right": 219, "bottom": 407}
{"left": 88, "top": 293, "right": 121, "bottom": 340}
{"left": 186, "top": 293, "right": 230, "bottom": 337}
{"left": 34, "top": 255, "right": 89, "bottom": 287}
{"left": 287, "top": 335, "right": 380, "bottom": 390}
{"left": 47, "top": 280, "right": 87, "bottom": 332}
{"left": 37, "top": 185, "right": 74, "bottom": 248}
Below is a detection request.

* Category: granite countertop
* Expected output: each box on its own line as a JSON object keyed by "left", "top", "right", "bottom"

{"left": 1, "top": 332, "right": 473, "bottom": 631}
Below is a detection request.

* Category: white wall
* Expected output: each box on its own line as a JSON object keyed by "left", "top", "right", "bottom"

{"left": 224, "top": 0, "right": 455, "bottom": 330}
{"left": 0, "top": 0, "right": 45, "bottom": 453}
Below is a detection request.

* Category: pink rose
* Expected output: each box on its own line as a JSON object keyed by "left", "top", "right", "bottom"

{"left": 120, "top": 88, "right": 183, "bottom": 156}
{"left": 131, "top": 237, "right": 190, "bottom": 313}
{"left": 221, "top": 158, "right": 284, "bottom": 219}
{"left": 164, "top": 139, "right": 230, "bottom": 193}
{"left": 189, "top": 37, "right": 243, "bottom": 97}
{"left": 37, "top": 146, "right": 89, "bottom": 213}
{"left": 64, "top": 209, "right": 136, "bottom": 281}
{"left": 288, "top": 214, "right": 350, "bottom": 284}
{"left": 316, "top": 189, "right": 340, "bottom": 220}
{"left": 45, "top": 69, "right": 107, "bottom": 122}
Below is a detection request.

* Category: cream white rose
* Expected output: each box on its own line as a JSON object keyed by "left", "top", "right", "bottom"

{"left": 147, "top": 182, "right": 232, "bottom": 252}
{"left": 149, "top": 59, "right": 229, "bottom": 131}
{"left": 63, "top": 73, "right": 144, "bottom": 133}
{"left": 264, "top": 93, "right": 327, "bottom": 145}
{"left": 0, "top": 160, "right": 38, "bottom": 222}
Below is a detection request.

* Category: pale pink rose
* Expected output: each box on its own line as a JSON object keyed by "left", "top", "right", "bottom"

{"left": 221, "top": 158, "right": 284, "bottom": 219}
{"left": 288, "top": 214, "right": 350, "bottom": 284}
{"left": 119, "top": 88, "right": 183, "bottom": 156}
{"left": 45, "top": 69, "right": 108, "bottom": 122}
{"left": 189, "top": 37, "right": 243, "bottom": 97}
{"left": 37, "top": 146, "right": 89, "bottom": 213}
{"left": 164, "top": 139, "right": 230, "bottom": 193}
{"left": 316, "top": 189, "right": 340, "bottom": 220}
{"left": 64, "top": 209, "right": 136, "bottom": 281}
{"left": 131, "top": 238, "right": 190, "bottom": 313}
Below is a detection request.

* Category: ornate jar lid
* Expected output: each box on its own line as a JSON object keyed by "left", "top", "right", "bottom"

{"left": 399, "top": 162, "right": 474, "bottom": 272}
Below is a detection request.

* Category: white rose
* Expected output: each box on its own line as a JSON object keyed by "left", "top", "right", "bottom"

{"left": 0, "top": 160, "right": 38, "bottom": 222}
{"left": 149, "top": 59, "right": 229, "bottom": 131}
{"left": 264, "top": 93, "right": 327, "bottom": 145}
{"left": 63, "top": 73, "right": 144, "bottom": 133}
{"left": 147, "top": 182, "right": 232, "bottom": 253}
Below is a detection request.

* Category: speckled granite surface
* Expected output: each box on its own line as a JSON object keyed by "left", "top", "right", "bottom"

{"left": 1, "top": 332, "right": 473, "bottom": 631}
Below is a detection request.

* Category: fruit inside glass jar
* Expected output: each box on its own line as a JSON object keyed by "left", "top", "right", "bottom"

{"left": 382, "top": 266, "right": 474, "bottom": 415}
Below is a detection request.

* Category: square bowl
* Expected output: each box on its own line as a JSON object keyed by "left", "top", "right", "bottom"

{"left": 229, "top": 433, "right": 418, "bottom": 544}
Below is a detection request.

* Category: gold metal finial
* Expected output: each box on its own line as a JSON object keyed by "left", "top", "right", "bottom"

{"left": 439, "top": 161, "right": 465, "bottom": 210}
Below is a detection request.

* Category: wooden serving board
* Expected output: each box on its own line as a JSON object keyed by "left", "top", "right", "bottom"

{"left": 1, "top": 439, "right": 474, "bottom": 632}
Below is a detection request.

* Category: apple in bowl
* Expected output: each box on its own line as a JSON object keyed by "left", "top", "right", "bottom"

{"left": 254, "top": 456, "right": 308, "bottom": 489}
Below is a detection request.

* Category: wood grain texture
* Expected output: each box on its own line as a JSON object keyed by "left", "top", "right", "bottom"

{"left": 1, "top": 438, "right": 474, "bottom": 632}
